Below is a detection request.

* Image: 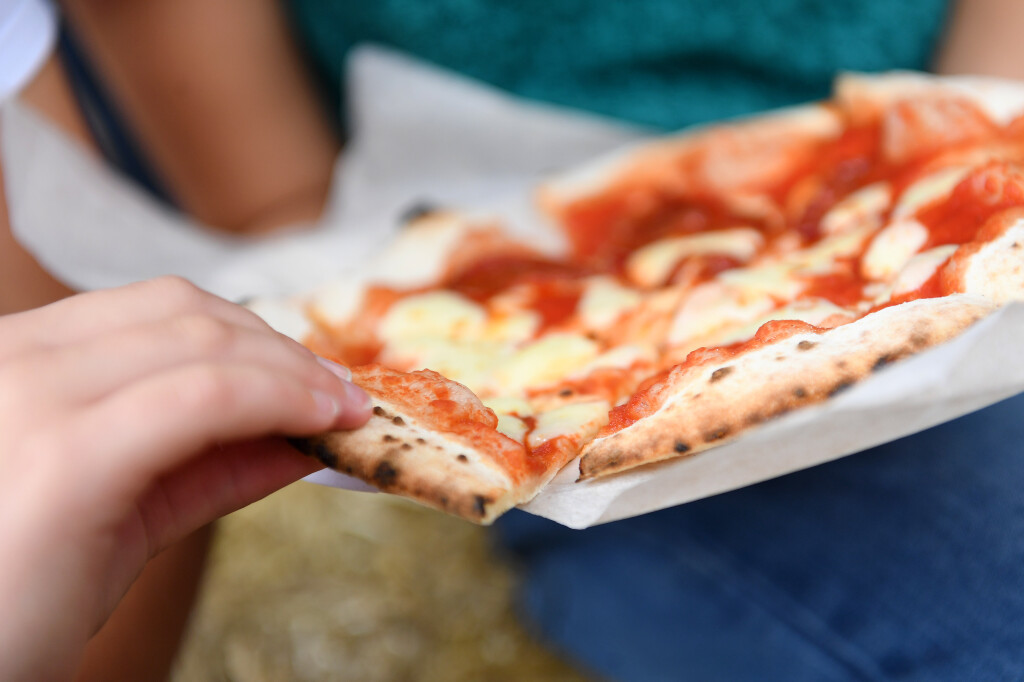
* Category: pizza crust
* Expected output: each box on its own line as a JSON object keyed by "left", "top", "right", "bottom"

{"left": 292, "top": 399, "right": 523, "bottom": 524}
{"left": 578, "top": 295, "right": 996, "bottom": 480}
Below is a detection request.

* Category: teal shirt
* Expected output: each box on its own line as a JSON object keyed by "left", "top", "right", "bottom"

{"left": 288, "top": 0, "right": 951, "bottom": 131}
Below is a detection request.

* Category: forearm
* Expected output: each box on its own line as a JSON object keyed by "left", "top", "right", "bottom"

{"left": 59, "top": 0, "right": 340, "bottom": 233}
{"left": 934, "top": 0, "right": 1024, "bottom": 77}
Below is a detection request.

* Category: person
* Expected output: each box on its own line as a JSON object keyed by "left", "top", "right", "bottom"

{"left": 24, "top": 0, "right": 1024, "bottom": 679}
{"left": 0, "top": 5, "right": 372, "bottom": 680}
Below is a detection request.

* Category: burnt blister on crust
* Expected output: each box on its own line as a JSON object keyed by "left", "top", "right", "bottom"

{"left": 312, "top": 440, "right": 340, "bottom": 469}
{"left": 392, "top": 416, "right": 406, "bottom": 426}
{"left": 797, "top": 340, "right": 816, "bottom": 351}
{"left": 828, "top": 379, "right": 855, "bottom": 397}
{"left": 872, "top": 354, "right": 896, "bottom": 371}
{"left": 373, "top": 461, "right": 398, "bottom": 488}
{"left": 703, "top": 426, "right": 731, "bottom": 443}
{"left": 709, "top": 366, "right": 733, "bottom": 383}
{"left": 287, "top": 437, "right": 342, "bottom": 470}
{"left": 673, "top": 441, "right": 690, "bottom": 454}
{"left": 473, "top": 495, "right": 490, "bottom": 518}
{"left": 372, "top": 406, "right": 387, "bottom": 417}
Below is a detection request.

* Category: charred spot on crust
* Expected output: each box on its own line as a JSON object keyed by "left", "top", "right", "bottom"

{"left": 1013, "top": 242, "right": 1021, "bottom": 249}
{"left": 829, "top": 379, "right": 855, "bottom": 397}
{"left": 836, "top": 359, "right": 848, "bottom": 369}
{"left": 373, "top": 406, "right": 387, "bottom": 417}
{"left": 457, "top": 454, "right": 469, "bottom": 463}
{"left": 703, "top": 426, "right": 731, "bottom": 443}
{"left": 673, "top": 441, "right": 690, "bottom": 454}
{"left": 797, "top": 340, "right": 816, "bottom": 351}
{"left": 439, "top": 495, "right": 449, "bottom": 507}
{"left": 401, "top": 443, "right": 412, "bottom": 450}
{"left": 559, "top": 388, "right": 574, "bottom": 397}
{"left": 416, "top": 437, "right": 426, "bottom": 445}
{"left": 793, "top": 387, "right": 807, "bottom": 399}
{"left": 473, "top": 495, "right": 489, "bottom": 517}
{"left": 309, "top": 440, "right": 338, "bottom": 469}
{"left": 744, "top": 412, "right": 765, "bottom": 426}
{"left": 373, "top": 461, "right": 398, "bottom": 487}
{"left": 910, "top": 333, "right": 929, "bottom": 349}
{"left": 383, "top": 434, "right": 398, "bottom": 443}
{"left": 873, "top": 354, "right": 895, "bottom": 372}
{"left": 392, "top": 416, "right": 405, "bottom": 426}
{"left": 286, "top": 437, "right": 314, "bottom": 457}
{"left": 710, "top": 366, "right": 733, "bottom": 383}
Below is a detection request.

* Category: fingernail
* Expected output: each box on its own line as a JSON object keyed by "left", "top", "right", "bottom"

{"left": 345, "top": 381, "right": 373, "bottom": 413}
{"left": 311, "top": 390, "right": 341, "bottom": 418}
{"left": 316, "top": 356, "right": 352, "bottom": 382}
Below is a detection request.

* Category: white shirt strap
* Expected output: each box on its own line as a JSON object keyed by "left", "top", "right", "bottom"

{"left": 0, "top": 0, "right": 57, "bottom": 101}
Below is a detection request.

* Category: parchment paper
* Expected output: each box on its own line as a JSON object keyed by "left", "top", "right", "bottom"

{"left": 5, "top": 46, "right": 1023, "bottom": 528}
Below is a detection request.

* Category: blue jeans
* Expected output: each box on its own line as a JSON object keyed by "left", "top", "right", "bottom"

{"left": 495, "top": 393, "right": 1024, "bottom": 681}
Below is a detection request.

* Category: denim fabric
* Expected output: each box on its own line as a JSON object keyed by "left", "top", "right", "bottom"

{"left": 496, "top": 393, "right": 1024, "bottom": 681}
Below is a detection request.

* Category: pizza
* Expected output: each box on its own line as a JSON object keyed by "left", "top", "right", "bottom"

{"left": 256, "top": 72, "right": 1024, "bottom": 524}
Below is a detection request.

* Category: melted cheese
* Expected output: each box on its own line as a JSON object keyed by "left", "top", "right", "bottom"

{"left": 482, "top": 396, "right": 534, "bottom": 416}
{"left": 861, "top": 219, "right": 929, "bottom": 281}
{"left": 624, "top": 228, "right": 764, "bottom": 287}
{"left": 892, "top": 166, "right": 971, "bottom": 219}
{"left": 820, "top": 182, "right": 892, "bottom": 235}
{"left": 490, "top": 333, "right": 600, "bottom": 393}
{"left": 380, "top": 291, "right": 486, "bottom": 342}
{"left": 574, "top": 344, "right": 657, "bottom": 375}
{"left": 495, "top": 414, "right": 530, "bottom": 444}
{"left": 668, "top": 280, "right": 781, "bottom": 344}
{"left": 709, "top": 298, "right": 854, "bottom": 347}
{"left": 789, "top": 225, "right": 875, "bottom": 275}
{"left": 871, "top": 245, "right": 959, "bottom": 305}
{"left": 578, "top": 277, "right": 644, "bottom": 330}
{"left": 380, "top": 337, "right": 505, "bottom": 394}
{"left": 527, "top": 400, "right": 610, "bottom": 449}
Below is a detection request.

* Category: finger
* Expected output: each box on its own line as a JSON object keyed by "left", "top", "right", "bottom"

{"left": 72, "top": 361, "right": 370, "bottom": 495}
{"left": 134, "top": 439, "right": 320, "bottom": 555}
{"left": 0, "top": 277, "right": 269, "bottom": 359}
{"left": 17, "top": 313, "right": 349, "bottom": 407}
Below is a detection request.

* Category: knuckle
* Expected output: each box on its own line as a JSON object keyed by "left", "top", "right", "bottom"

{"left": 149, "top": 275, "right": 207, "bottom": 309}
{"left": 173, "top": 315, "right": 237, "bottom": 356}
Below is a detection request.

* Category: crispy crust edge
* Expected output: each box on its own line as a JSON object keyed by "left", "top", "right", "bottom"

{"left": 578, "top": 295, "right": 996, "bottom": 480}
{"left": 291, "top": 401, "right": 524, "bottom": 524}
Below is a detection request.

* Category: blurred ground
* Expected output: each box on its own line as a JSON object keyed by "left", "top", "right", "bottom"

{"left": 171, "top": 483, "right": 593, "bottom": 682}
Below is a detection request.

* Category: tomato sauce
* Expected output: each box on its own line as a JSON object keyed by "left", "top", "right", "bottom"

{"left": 918, "top": 163, "right": 1024, "bottom": 248}
{"left": 600, "top": 320, "right": 820, "bottom": 436}
{"left": 801, "top": 258, "right": 867, "bottom": 307}
{"left": 444, "top": 255, "right": 589, "bottom": 302}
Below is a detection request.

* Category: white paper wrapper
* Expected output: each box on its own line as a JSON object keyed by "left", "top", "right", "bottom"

{"left": 5, "top": 47, "right": 1023, "bottom": 527}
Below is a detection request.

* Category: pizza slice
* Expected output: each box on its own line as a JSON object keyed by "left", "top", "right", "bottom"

{"left": 255, "top": 73, "right": 1024, "bottom": 524}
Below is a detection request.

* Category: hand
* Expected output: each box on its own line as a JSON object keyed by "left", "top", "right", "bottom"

{"left": 0, "top": 277, "right": 370, "bottom": 681}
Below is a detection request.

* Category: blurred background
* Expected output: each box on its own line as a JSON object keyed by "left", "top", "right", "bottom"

{"left": 172, "top": 484, "right": 593, "bottom": 682}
